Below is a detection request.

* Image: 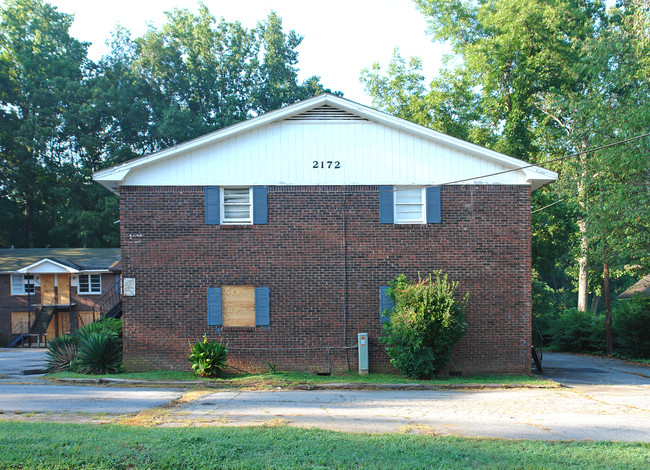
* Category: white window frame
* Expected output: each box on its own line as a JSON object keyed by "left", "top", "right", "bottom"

{"left": 221, "top": 187, "right": 253, "bottom": 225}
{"left": 394, "top": 186, "right": 426, "bottom": 224}
{"left": 11, "top": 274, "right": 38, "bottom": 295}
{"left": 78, "top": 273, "right": 102, "bottom": 295}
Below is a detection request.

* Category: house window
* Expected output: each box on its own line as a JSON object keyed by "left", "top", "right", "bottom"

{"left": 11, "top": 274, "right": 36, "bottom": 295}
{"left": 394, "top": 186, "right": 426, "bottom": 224}
{"left": 79, "top": 274, "right": 101, "bottom": 294}
{"left": 221, "top": 187, "right": 253, "bottom": 224}
{"left": 207, "top": 285, "right": 270, "bottom": 328}
{"left": 222, "top": 286, "right": 256, "bottom": 327}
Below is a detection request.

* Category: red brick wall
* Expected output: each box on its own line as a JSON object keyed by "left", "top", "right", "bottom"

{"left": 119, "top": 185, "right": 532, "bottom": 375}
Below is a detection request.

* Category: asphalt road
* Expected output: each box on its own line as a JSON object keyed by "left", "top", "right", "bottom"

{"left": 541, "top": 351, "right": 650, "bottom": 386}
{"left": 0, "top": 382, "right": 183, "bottom": 414}
{"left": 1, "top": 348, "right": 649, "bottom": 441}
{"left": 170, "top": 387, "right": 650, "bottom": 441}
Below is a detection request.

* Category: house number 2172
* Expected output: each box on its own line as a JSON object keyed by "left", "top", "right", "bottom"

{"left": 313, "top": 161, "right": 341, "bottom": 169}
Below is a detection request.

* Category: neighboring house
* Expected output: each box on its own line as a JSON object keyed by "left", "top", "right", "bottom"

{"left": 0, "top": 248, "right": 121, "bottom": 347}
{"left": 618, "top": 275, "right": 650, "bottom": 299}
{"left": 93, "top": 94, "right": 557, "bottom": 374}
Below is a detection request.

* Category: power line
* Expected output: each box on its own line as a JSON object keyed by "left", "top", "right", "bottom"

{"left": 392, "top": 131, "right": 650, "bottom": 192}
{"left": 532, "top": 199, "right": 566, "bottom": 214}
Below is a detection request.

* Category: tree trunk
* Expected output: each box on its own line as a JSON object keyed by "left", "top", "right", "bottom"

{"left": 577, "top": 134, "right": 589, "bottom": 312}
{"left": 577, "top": 218, "right": 589, "bottom": 311}
{"left": 603, "top": 247, "right": 613, "bottom": 356}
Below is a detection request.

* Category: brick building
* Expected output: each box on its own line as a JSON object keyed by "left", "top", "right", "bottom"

{"left": 0, "top": 248, "right": 121, "bottom": 347}
{"left": 93, "top": 94, "right": 556, "bottom": 374}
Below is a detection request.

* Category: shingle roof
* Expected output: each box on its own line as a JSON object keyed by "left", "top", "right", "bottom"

{"left": 0, "top": 248, "right": 120, "bottom": 273}
{"left": 618, "top": 275, "right": 650, "bottom": 299}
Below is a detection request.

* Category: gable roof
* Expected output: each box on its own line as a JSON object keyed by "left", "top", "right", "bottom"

{"left": 618, "top": 275, "right": 650, "bottom": 299}
{"left": 0, "top": 248, "right": 120, "bottom": 273}
{"left": 94, "top": 93, "right": 557, "bottom": 192}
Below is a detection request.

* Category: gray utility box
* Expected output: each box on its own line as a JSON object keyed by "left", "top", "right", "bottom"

{"left": 358, "top": 333, "right": 369, "bottom": 375}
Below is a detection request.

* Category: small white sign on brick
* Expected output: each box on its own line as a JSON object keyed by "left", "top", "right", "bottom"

{"left": 123, "top": 278, "right": 136, "bottom": 297}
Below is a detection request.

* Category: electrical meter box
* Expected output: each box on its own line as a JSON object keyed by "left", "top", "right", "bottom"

{"left": 358, "top": 333, "right": 369, "bottom": 375}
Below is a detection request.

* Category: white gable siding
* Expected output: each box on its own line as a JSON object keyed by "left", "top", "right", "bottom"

{"left": 123, "top": 121, "right": 521, "bottom": 187}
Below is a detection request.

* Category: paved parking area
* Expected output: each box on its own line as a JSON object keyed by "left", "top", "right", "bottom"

{"left": 0, "top": 348, "right": 47, "bottom": 376}
{"left": 541, "top": 352, "right": 650, "bottom": 386}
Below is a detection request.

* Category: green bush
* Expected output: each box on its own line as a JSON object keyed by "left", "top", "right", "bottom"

{"left": 76, "top": 318, "right": 122, "bottom": 349}
{"left": 613, "top": 297, "right": 650, "bottom": 359}
{"left": 188, "top": 336, "right": 228, "bottom": 378}
{"left": 380, "top": 272, "right": 468, "bottom": 379}
{"left": 45, "top": 319, "right": 123, "bottom": 374}
{"left": 45, "top": 335, "right": 79, "bottom": 372}
{"left": 74, "top": 332, "right": 123, "bottom": 375}
{"left": 549, "top": 308, "right": 605, "bottom": 353}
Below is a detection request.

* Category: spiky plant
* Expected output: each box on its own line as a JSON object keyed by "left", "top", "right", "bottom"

{"left": 45, "top": 335, "right": 78, "bottom": 372}
{"left": 76, "top": 319, "right": 123, "bottom": 349}
{"left": 74, "top": 332, "right": 123, "bottom": 375}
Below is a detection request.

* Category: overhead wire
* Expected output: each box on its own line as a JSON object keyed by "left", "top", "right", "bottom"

{"left": 389, "top": 131, "right": 650, "bottom": 192}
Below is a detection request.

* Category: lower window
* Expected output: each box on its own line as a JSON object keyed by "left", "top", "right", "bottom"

{"left": 222, "top": 286, "right": 256, "bottom": 327}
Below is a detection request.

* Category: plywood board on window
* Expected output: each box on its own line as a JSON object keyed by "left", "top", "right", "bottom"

{"left": 11, "top": 312, "right": 30, "bottom": 334}
{"left": 77, "top": 311, "right": 97, "bottom": 328}
{"left": 46, "top": 313, "right": 57, "bottom": 338}
{"left": 222, "top": 286, "right": 255, "bottom": 327}
{"left": 58, "top": 274, "right": 70, "bottom": 304}
{"left": 41, "top": 274, "right": 55, "bottom": 305}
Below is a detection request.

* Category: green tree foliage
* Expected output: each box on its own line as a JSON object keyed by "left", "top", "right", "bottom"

{"left": 97, "top": 7, "right": 332, "bottom": 153}
{"left": 613, "top": 297, "right": 650, "bottom": 358}
{"left": 362, "top": 0, "right": 649, "bottom": 321}
{"left": 255, "top": 12, "right": 330, "bottom": 112}
{"left": 0, "top": 0, "right": 93, "bottom": 247}
{"left": 0, "top": 1, "right": 332, "bottom": 248}
{"left": 380, "top": 272, "right": 468, "bottom": 379}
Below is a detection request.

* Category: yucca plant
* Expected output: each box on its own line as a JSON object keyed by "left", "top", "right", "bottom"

{"left": 188, "top": 336, "right": 228, "bottom": 378}
{"left": 76, "top": 319, "right": 122, "bottom": 349}
{"left": 74, "top": 332, "right": 123, "bottom": 375}
{"left": 45, "top": 335, "right": 79, "bottom": 372}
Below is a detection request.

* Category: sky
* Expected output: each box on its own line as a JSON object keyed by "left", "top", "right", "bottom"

{"left": 41, "top": 0, "right": 450, "bottom": 106}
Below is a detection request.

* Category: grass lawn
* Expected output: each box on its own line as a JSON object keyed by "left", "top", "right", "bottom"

{"left": 0, "top": 422, "right": 647, "bottom": 469}
{"left": 47, "top": 369, "right": 556, "bottom": 388}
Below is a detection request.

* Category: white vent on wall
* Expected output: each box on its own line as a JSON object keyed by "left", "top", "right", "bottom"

{"left": 284, "top": 105, "right": 368, "bottom": 121}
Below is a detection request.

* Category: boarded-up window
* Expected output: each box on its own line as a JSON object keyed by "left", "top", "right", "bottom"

{"left": 11, "top": 312, "right": 30, "bottom": 334}
{"left": 222, "top": 286, "right": 256, "bottom": 327}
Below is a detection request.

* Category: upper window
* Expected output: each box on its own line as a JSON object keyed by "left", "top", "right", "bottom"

{"left": 79, "top": 274, "right": 101, "bottom": 294}
{"left": 11, "top": 274, "right": 36, "bottom": 295}
{"left": 394, "top": 186, "right": 426, "bottom": 224}
{"left": 221, "top": 187, "right": 253, "bottom": 224}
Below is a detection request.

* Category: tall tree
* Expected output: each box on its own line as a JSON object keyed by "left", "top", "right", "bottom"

{"left": 97, "top": 7, "right": 333, "bottom": 152}
{"left": 363, "top": 0, "right": 649, "bottom": 315}
{"left": 0, "top": 0, "right": 91, "bottom": 247}
{"left": 254, "top": 11, "right": 328, "bottom": 113}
